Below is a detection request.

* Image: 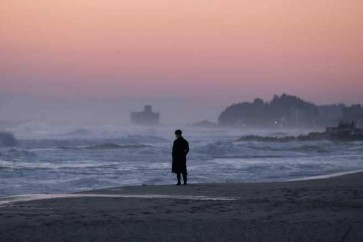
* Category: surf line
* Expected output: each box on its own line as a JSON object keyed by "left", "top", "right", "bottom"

{"left": 0, "top": 193, "right": 237, "bottom": 206}
{"left": 288, "top": 169, "right": 363, "bottom": 182}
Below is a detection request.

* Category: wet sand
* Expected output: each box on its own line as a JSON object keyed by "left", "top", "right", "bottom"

{"left": 1, "top": 172, "right": 363, "bottom": 242}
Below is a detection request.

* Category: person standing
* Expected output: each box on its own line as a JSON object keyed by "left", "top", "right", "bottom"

{"left": 172, "top": 130, "right": 189, "bottom": 185}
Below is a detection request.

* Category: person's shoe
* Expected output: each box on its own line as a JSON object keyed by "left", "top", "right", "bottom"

{"left": 183, "top": 182, "right": 187, "bottom": 185}
{"left": 176, "top": 183, "right": 181, "bottom": 186}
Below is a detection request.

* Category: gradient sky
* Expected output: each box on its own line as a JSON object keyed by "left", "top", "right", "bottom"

{"left": 1, "top": 0, "right": 363, "bottom": 122}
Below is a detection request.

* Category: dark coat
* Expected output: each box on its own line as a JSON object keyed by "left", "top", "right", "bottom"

{"left": 172, "top": 137, "right": 189, "bottom": 174}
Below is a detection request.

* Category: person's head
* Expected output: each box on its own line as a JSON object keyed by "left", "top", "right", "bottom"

{"left": 175, "top": 129, "right": 182, "bottom": 138}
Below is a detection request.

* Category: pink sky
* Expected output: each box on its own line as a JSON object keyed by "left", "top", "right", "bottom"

{"left": 1, "top": 0, "right": 363, "bottom": 105}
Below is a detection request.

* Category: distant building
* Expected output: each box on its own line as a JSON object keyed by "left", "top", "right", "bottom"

{"left": 131, "top": 105, "right": 159, "bottom": 125}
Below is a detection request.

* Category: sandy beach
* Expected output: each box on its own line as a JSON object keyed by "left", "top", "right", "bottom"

{"left": 0, "top": 172, "right": 362, "bottom": 242}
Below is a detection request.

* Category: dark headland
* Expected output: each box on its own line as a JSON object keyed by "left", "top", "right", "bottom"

{"left": 1, "top": 172, "right": 363, "bottom": 242}
{"left": 218, "top": 93, "right": 363, "bottom": 128}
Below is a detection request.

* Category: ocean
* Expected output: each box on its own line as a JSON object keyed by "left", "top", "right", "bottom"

{"left": 1, "top": 122, "right": 363, "bottom": 196}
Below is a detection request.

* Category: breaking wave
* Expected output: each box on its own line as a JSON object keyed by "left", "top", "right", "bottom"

{"left": 1, "top": 124, "right": 363, "bottom": 197}
{"left": 60, "top": 143, "right": 149, "bottom": 150}
{"left": 0, "top": 132, "right": 17, "bottom": 147}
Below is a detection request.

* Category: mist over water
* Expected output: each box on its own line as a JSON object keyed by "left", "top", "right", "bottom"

{"left": 1, "top": 122, "right": 363, "bottom": 196}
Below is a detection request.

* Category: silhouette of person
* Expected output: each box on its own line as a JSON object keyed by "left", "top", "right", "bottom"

{"left": 172, "top": 129, "right": 189, "bottom": 185}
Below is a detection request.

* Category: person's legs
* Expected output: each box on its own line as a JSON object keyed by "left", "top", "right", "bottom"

{"left": 182, "top": 172, "right": 187, "bottom": 185}
{"left": 176, "top": 173, "right": 181, "bottom": 185}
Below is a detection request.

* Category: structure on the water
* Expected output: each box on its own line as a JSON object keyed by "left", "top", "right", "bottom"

{"left": 326, "top": 121, "right": 363, "bottom": 137}
{"left": 131, "top": 105, "right": 159, "bottom": 125}
{"left": 239, "top": 120, "right": 363, "bottom": 142}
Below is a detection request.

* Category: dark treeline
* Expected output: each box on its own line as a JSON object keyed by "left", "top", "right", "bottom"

{"left": 218, "top": 94, "right": 363, "bottom": 128}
